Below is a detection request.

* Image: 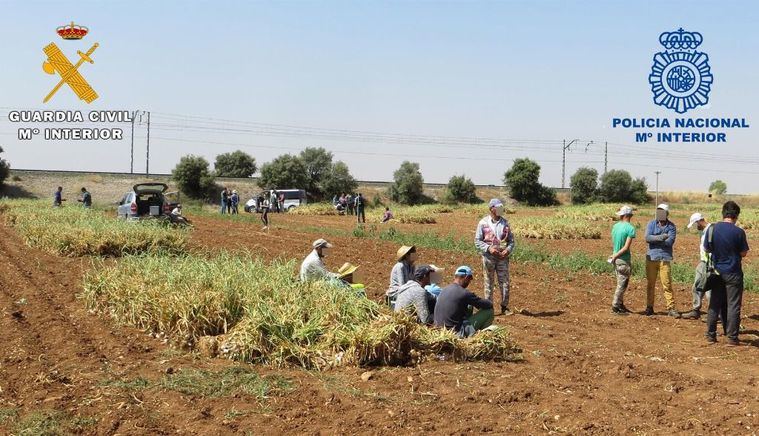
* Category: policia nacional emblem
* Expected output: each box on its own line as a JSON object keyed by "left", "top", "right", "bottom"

{"left": 649, "top": 28, "right": 712, "bottom": 114}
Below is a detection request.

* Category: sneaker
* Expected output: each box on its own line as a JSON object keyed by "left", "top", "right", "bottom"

{"left": 619, "top": 304, "right": 633, "bottom": 314}
{"left": 500, "top": 306, "right": 513, "bottom": 316}
{"left": 668, "top": 310, "right": 681, "bottom": 319}
{"left": 726, "top": 338, "right": 740, "bottom": 346}
{"left": 643, "top": 306, "right": 654, "bottom": 316}
{"left": 705, "top": 334, "right": 717, "bottom": 344}
{"left": 681, "top": 310, "right": 700, "bottom": 320}
{"left": 612, "top": 306, "right": 629, "bottom": 316}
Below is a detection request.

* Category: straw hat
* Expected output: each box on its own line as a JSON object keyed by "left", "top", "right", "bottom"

{"left": 338, "top": 262, "right": 359, "bottom": 278}
{"left": 396, "top": 245, "right": 416, "bottom": 261}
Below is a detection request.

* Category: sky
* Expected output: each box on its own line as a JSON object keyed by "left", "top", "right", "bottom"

{"left": 1, "top": 0, "right": 758, "bottom": 192}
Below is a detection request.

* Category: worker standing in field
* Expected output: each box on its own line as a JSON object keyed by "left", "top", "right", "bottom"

{"left": 355, "top": 193, "right": 366, "bottom": 223}
{"left": 609, "top": 205, "right": 636, "bottom": 315}
{"left": 346, "top": 193, "right": 354, "bottom": 216}
{"left": 52, "top": 186, "right": 65, "bottom": 207}
{"left": 260, "top": 198, "right": 270, "bottom": 230}
{"left": 77, "top": 187, "right": 92, "bottom": 208}
{"left": 703, "top": 201, "right": 749, "bottom": 345}
{"left": 230, "top": 190, "right": 239, "bottom": 214}
{"left": 300, "top": 238, "right": 338, "bottom": 281}
{"left": 681, "top": 212, "right": 712, "bottom": 320}
{"left": 474, "top": 199, "right": 515, "bottom": 316}
{"left": 219, "top": 187, "right": 228, "bottom": 214}
{"left": 270, "top": 190, "right": 279, "bottom": 213}
{"left": 644, "top": 204, "right": 680, "bottom": 318}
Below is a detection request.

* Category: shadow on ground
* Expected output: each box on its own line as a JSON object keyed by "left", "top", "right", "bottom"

{"left": 0, "top": 183, "right": 37, "bottom": 199}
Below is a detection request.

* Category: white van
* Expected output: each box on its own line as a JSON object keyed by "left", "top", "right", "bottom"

{"left": 244, "top": 189, "right": 307, "bottom": 212}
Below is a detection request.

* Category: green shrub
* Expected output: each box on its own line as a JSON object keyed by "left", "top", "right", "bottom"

{"left": 388, "top": 161, "right": 425, "bottom": 205}
{"left": 504, "top": 158, "right": 557, "bottom": 206}
{"left": 172, "top": 155, "right": 217, "bottom": 200}
{"left": 570, "top": 167, "right": 598, "bottom": 204}
{"left": 214, "top": 150, "right": 257, "bottom": 178}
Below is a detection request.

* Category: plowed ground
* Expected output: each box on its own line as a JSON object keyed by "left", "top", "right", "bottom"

{"left": 1, "top": 211, "right": 757, "bottom": 435}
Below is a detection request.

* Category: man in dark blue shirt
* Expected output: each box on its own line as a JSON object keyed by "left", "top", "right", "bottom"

{"left": 53, "top": 186, "right": 64, "bottom": 207}
{"left": 703, "top": 201, "right": 750, "bottom": 345}
{"left": 434, "top": 265, "right": 494, "bottom": 337}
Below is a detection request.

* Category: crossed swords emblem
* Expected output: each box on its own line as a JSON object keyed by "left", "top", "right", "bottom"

{"left": 42, "top": 42, "right": 99, "bottom": 103}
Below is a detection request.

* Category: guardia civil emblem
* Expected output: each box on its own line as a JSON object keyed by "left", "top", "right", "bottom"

{"left": 649, "top": 28, "right": 712, "bottom": 113}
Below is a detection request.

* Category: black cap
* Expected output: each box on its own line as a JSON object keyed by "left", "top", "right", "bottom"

{"left": 414, "top": 265, "right": 433, "bottom": 281}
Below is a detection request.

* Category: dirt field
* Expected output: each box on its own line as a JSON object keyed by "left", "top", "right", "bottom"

{"left": 1, "top": 207, "right": 758, "bottom": 434}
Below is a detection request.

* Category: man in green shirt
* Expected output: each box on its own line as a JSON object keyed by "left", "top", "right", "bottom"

{"left": 610, "top": 205, "right": 636, "bottom": 315}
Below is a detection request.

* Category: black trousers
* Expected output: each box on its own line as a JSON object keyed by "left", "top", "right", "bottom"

{"left": 706, "top": 272, "right": 744, "bottom": 341}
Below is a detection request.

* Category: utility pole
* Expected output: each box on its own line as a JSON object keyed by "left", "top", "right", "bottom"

{"left": 145, "top": 111, "right": 151, "bottom": 177}
{"left": 655, "top": 170, "right": 661, "bottom": 207}
{"left": 129, "top": 110, "right": 136, "bottom": 174}
{"left": 561, "top": 139, "right": 578, "bottom": 188}
{"left": 604, "top": 141, "right": 608, "bottom": 175}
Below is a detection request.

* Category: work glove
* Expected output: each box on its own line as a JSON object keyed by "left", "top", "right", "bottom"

{"left": 656, "top": 233, "right": 669, "bottom": 241}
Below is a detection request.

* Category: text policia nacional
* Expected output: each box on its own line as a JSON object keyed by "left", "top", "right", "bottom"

{"left": 8, "top": 110, "right": 131, "bottom": 141}
{"left": 612, "top": 117, "right": 750, "bottom": 143}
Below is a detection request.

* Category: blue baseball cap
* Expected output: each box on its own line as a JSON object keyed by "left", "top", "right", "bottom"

{"left": 454, "top": 265, "right": 473, "bottom": 277}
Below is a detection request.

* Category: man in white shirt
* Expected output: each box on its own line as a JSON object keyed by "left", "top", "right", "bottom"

{"left": 300, "top": 238, "right": 337, "bottom": 282}
{"left": 474, "top": 199, "right": 516, "bottom": 315}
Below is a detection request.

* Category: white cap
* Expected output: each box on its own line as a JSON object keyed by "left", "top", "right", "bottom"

{"left": 687, "top": 212, "right": 704, "bottom": 229}
{"left": 616, "top": 205, "right": 634, "bottom": 216}
{"left": 657, "top": 203, "right": 670, "bottom": 212}
{"left": 312, "top": 238, "right": 333, "bottom": 249}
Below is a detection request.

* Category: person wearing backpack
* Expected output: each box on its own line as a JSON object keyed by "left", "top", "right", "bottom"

{"left": 703, "top": 201, "right": 750, "bottom": 345}
{"left": 681, "top": 212, "right": 713, "bottom": 320}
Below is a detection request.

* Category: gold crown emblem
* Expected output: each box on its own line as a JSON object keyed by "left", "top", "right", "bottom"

{"left": 56, "top": 21, "right": 89, "bottom": 40}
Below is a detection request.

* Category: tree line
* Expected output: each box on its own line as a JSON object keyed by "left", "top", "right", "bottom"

{"left": 165, "top": 149, "right": 727, "bottom": 206}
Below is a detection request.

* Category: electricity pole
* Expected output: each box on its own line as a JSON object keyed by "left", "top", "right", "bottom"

{"left": 130, "top": 110, "right": 136, "bottom": 174}
{"left": 145, "top": 111, "right": 151, "bottom": 177}
{"left": 604, "top": 141, "right": 608, "bottom": 175}
{"left": 562, "top": 139, "right": 578, "bottom": 188}
{"left": 655, "top": 170, "right": 661, "bottom": 207}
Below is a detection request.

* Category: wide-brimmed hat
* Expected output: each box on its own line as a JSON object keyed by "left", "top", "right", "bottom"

{"left": 313, "top": 238, "right": 333, "bottom": 249}
{"left": 396, "top": 245, "right": 416, "bottom": 261}
{"left": 338, "top": 262, "right": 358, "bottom": 278}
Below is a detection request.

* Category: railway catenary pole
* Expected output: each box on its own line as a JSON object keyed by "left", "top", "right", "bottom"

{"left": 561, "top": 139, "right": 578, "bottom": 188}
{"left": 604, "top": 141, "right": 608, "bottom": 175}
{"left": 130, "top": 110, "right": 136, "bottom": 174}
{"left": 145, "top": 111, "right": 151, "bottom": 177}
